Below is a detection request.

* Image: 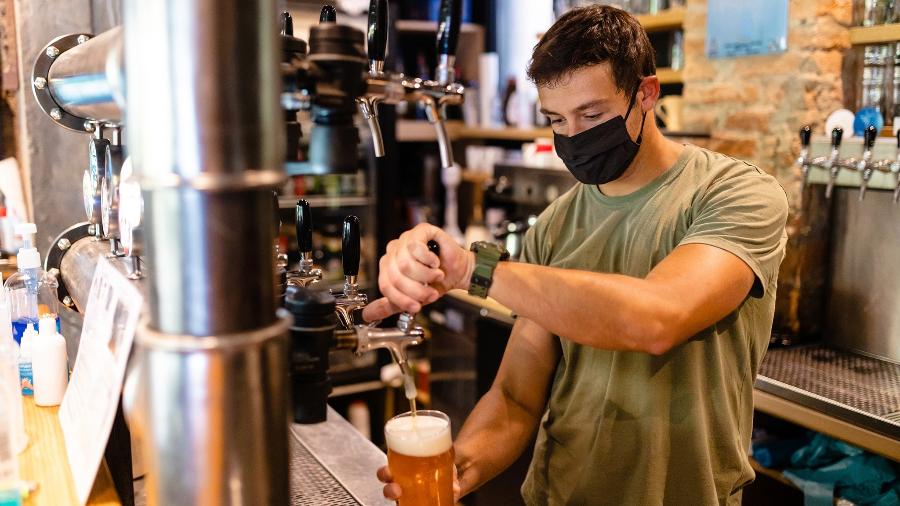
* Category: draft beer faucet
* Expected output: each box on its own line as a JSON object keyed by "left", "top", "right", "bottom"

{"left": 858, "top": 125, "right": 879, "bottom": 201}
{"left": 798, "top": 125, "right": 812, "bottom": 192}
{"left": 287, "top": 199, "right": 324, "bottom": 288}
{"left": 333, "top": 215, "right": 368, "bottom": 330}
{"left": 824, "top": 127, "right": 845, "bottom": 199}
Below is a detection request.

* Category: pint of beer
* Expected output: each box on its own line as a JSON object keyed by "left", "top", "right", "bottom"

{"left": 384, "top": 410, "right": 454, "bottom": 506}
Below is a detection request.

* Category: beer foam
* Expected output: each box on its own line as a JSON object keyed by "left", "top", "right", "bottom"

{"left": 384, "top": 414, "right": 452, "bottom": 458}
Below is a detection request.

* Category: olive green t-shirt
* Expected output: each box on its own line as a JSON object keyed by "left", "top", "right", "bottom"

{"left": 519, "top": 144, "right": 789, "bottom": 506}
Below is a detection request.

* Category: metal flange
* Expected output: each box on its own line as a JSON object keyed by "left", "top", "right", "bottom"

{"left": 44, "top": 222, "right": 93, "bottom": 311}
{"left": 31, "top": 33, "right": 96, "bottom": 133}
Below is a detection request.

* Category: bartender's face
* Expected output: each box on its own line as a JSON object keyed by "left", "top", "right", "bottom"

{"left": 539, "top": 62, "right": 643, "bottom": 138}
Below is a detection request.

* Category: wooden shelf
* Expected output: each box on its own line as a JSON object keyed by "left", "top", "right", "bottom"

{"left": 657, "top": 67, "right": 684, "bottom": 85}
{"left": 395, "top": 20, "right": 483, "bottom": 35}
{"left": 278, "top": 195, "right": 374, "bottom": 209}
{"left": 636, "top": 8, "right": 686, "bottom": 32}
{"left": 849, "top": 23, "right": 900, "bottom": 45}
{"left": 459, "top": 126, "right": 553, "bottom": 141}
{"left": 397, "top": 120, "right": 553, "bottom": 142}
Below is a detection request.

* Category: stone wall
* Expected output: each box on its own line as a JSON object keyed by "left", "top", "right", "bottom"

{"left": 681, "top": 0, "right": 853, "bottom": 338}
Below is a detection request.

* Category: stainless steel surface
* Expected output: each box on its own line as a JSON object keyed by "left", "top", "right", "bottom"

{"left": 756, "top": 345, "right": 900, "bottom": 439}
{"left": 805, "top": 137, "right": 900, "bottom": 194}
{"left": 127, "top": 314, "right": 291, "bottom": 505}
{"left": 58, "top": 236, "right": 135, "bottom": 311}
{"left": 46, "top": 27, "right": 124, "bottom": 123}
{"left": 825, "top": 189, "right": 900, "bottom": 362}
{"left": 120, "top": 0, "right": 289, "bottom": 503}
{"left": 290, "top": 406, "right": 392, "bottom": 506}
{"left": 124, "top": 0, "right": 284, "bottom": 336}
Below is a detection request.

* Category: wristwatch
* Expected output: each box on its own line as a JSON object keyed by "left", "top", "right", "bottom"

{"left": 468, "top": 241, "right": 510, "bottom": 298}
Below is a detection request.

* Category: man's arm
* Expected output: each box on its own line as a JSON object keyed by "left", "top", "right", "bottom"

{"left": 362, "top": 224, "right": 756, "bottom": 356}
{"left": 453, "top": 317, "right": 559, "bottom": 498}
{"left": 488, "top": 243, "right": 754, "bottom": 355}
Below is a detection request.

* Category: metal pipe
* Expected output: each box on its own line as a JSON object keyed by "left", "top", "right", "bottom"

{"left": 121, "top": 0, "right": 289, "bottom": 503}
{"left": 124, "top": 0, "right": 284, "bottom": 335}
{"left": 46, "top": 27, "right": 124, "bottom": 123}
{"left": 58, "top": 237, "right": 134, "bottom": 311}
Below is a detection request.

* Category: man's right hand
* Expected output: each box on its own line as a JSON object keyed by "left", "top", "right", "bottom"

{"left": 362, "top": 223, "right": 475, "bottom": 323}
{"left": 376, "top": 463, "right": 463, "bottom": 502}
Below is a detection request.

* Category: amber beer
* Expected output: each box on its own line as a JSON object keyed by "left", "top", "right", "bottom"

{"left": 384, "top": 410, "right": 454, "bottom": 506}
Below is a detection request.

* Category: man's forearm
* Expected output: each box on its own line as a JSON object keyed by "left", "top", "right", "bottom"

{"left": 454, "top": 386, "right": 543, "bottom": 498}
{"left": 488, "top": 260, "right": 682, "bottom": 355}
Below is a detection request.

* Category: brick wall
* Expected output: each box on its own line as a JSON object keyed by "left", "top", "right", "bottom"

{"left": 681, "top": 0, "right": 853, "bottom": 337}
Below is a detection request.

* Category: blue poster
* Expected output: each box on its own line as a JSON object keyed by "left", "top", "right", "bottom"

{"left": 706, "top": 0, "right": 789, "bottom": 59}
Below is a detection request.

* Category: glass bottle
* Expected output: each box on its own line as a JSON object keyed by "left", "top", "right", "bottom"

{"left": 861, "top": 44, "right": 889, "bottom": 118}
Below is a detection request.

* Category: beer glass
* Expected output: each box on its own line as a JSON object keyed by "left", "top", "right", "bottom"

{"left": 384, "top": 410, "right": 454, "bottom": 506}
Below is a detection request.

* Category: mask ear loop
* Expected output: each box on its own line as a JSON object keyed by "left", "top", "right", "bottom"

{"left": 623, "top": 82, "right": 648, "bottom": 145}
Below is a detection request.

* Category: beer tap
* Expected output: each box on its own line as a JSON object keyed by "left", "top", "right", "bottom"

{"left": 824, "top": 127, "right": 844, "bottom": 199}
{"left": 357, "top": 0, "right": 464, "bottom": 170}
{"left": 858, "top": 125, "right": 879, "bottom": 201}
{"left": 287, "top": 199, "right": 323, "bottom": 287}
{"left": 798, "top": 126, "right": 812, "bottom": 192}
{"left": 320, "top": 5, "right": 337, "bottom": 23}
{"left": 356, "top": 0, "right": 388, "bottom": 157}
{"left": 333, "top": 215, "right": 368, "bottom": 329}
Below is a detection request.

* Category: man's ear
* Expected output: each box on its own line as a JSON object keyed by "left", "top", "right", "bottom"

{"left": 638, "top": 76, "right": 661, "bottom": 113}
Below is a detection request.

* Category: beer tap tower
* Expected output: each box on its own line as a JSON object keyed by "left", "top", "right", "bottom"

{"left": 28, "top": 0, "right": 465, "bottom": 503}
{"left": 797, "top": 125, "right": 900, "bottom": 203}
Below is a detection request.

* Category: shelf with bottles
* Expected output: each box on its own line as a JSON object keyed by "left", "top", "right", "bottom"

{"left": 278, "top": 195, "right": 375, "bottom": 209}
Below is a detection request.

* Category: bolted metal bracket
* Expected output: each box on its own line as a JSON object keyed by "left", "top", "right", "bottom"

{"left": 44, "top": 222, "right": 93, "bottom": 311}
{"left": 31, "top": 33, "right": 98, "bottom": 133}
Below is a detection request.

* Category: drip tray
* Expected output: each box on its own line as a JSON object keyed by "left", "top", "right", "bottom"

{"left": 289, "top": 434, "right": 360, "bottom": 506}
{"left": 757, "top": 344, "right": 900, "bottom": 439}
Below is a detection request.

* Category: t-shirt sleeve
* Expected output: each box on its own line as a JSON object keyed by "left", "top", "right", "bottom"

{"left": 519, "top": 220, "right": 545, "bottom": 266}
{"left": 679, "top": 168, "right": 789, "bottom": 298}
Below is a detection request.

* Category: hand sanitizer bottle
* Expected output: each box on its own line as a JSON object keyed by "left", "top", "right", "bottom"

{"left": 4, "top": 224, "right": 59, "bottom": 345}
{"left": 32, "top": 316, "right": 67, "bottom": 407}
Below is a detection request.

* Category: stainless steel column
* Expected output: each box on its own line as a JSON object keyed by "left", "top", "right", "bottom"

{"left": 121, "top": 0, "right": 290, "bottom": 504}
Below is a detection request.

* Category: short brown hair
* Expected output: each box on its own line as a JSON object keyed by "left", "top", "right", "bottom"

{"left": 527, "top": 5, "right": 656, "bottom": 95}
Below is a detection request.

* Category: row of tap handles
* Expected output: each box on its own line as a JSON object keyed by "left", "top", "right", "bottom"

{"left": 798, "top": 125, "right": 900, "bottom": 202}
{"left": 281, "top": 0, "right": 464, "bottom": 170}
{"left": 286, "top": 199, "right": 436, "bottom": 373}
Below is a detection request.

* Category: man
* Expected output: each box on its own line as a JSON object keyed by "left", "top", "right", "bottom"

{"left": 365, "top": 5, "right": 788, "bottom": 505}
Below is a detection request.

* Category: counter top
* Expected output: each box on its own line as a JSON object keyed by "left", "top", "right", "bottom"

{"left": 19, "top": 397, "right": 120, "bottom": 505}
{"left": 290, "top": 406, "right": 391, "bottom": 506}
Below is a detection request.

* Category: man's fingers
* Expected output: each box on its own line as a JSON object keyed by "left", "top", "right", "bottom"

{"left": 408, "top": 241, "right": 441, "bottom": 269}
{"left": 376, "top": 465, "right": 393, "bottom": 483}
{"left": 383, "top": 483, "right": 402, "bottom": 500}
{"left": 396, "top": 250, "right": 444, "bottom": 284}
{"left": 362, "top": 298, "right": 402, "bottom": 323}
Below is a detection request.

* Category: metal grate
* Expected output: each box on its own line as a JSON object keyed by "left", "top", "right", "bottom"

{"left": 289, "top": 432, "right": 360, "bottom": 506}
{"left": 759, "top": 345, "right": 900, "bottom": 419}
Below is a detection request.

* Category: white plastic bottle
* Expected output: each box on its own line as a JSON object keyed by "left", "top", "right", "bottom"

{"left": 17, "top": 325, "right": 34, "bottom": 397}
{"left": 32, "top": 316, "right": 67, "bottom": 407}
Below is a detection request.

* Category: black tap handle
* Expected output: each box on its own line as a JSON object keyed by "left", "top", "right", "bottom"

{"left": 342, "top": 215, "right": 361, "bottom": 277}
{"left": 864, "top": 125, "right": 878, "bottom": 149}
{"left": 320, "top": 5, "right": 337, "bottom": 23}
{"left": 273, "top": 191, "right": 282, "bottom": 237}
{"left": 367, "top": 0, "right": 388, "bottom": 64}
{"left": 436, "top": 0, "right": 462, "bottom": 58}
{"left": 799, "top": 125, "right": 811, "bottom": 148}
{"left": 296, "top": 199, "right": 313, "bottom": 253}
{"left": 281, "top": 11, "right": 294, "bottom": 36}
{"left": 427, "top": 240, "right": 440, "bottom": 256}
{"left": 831, "top": 127, "right": 843, "bottom": 148}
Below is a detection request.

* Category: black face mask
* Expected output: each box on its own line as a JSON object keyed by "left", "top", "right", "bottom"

{"left": 553, "top": 87, "right": 647, "bottom": 185}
